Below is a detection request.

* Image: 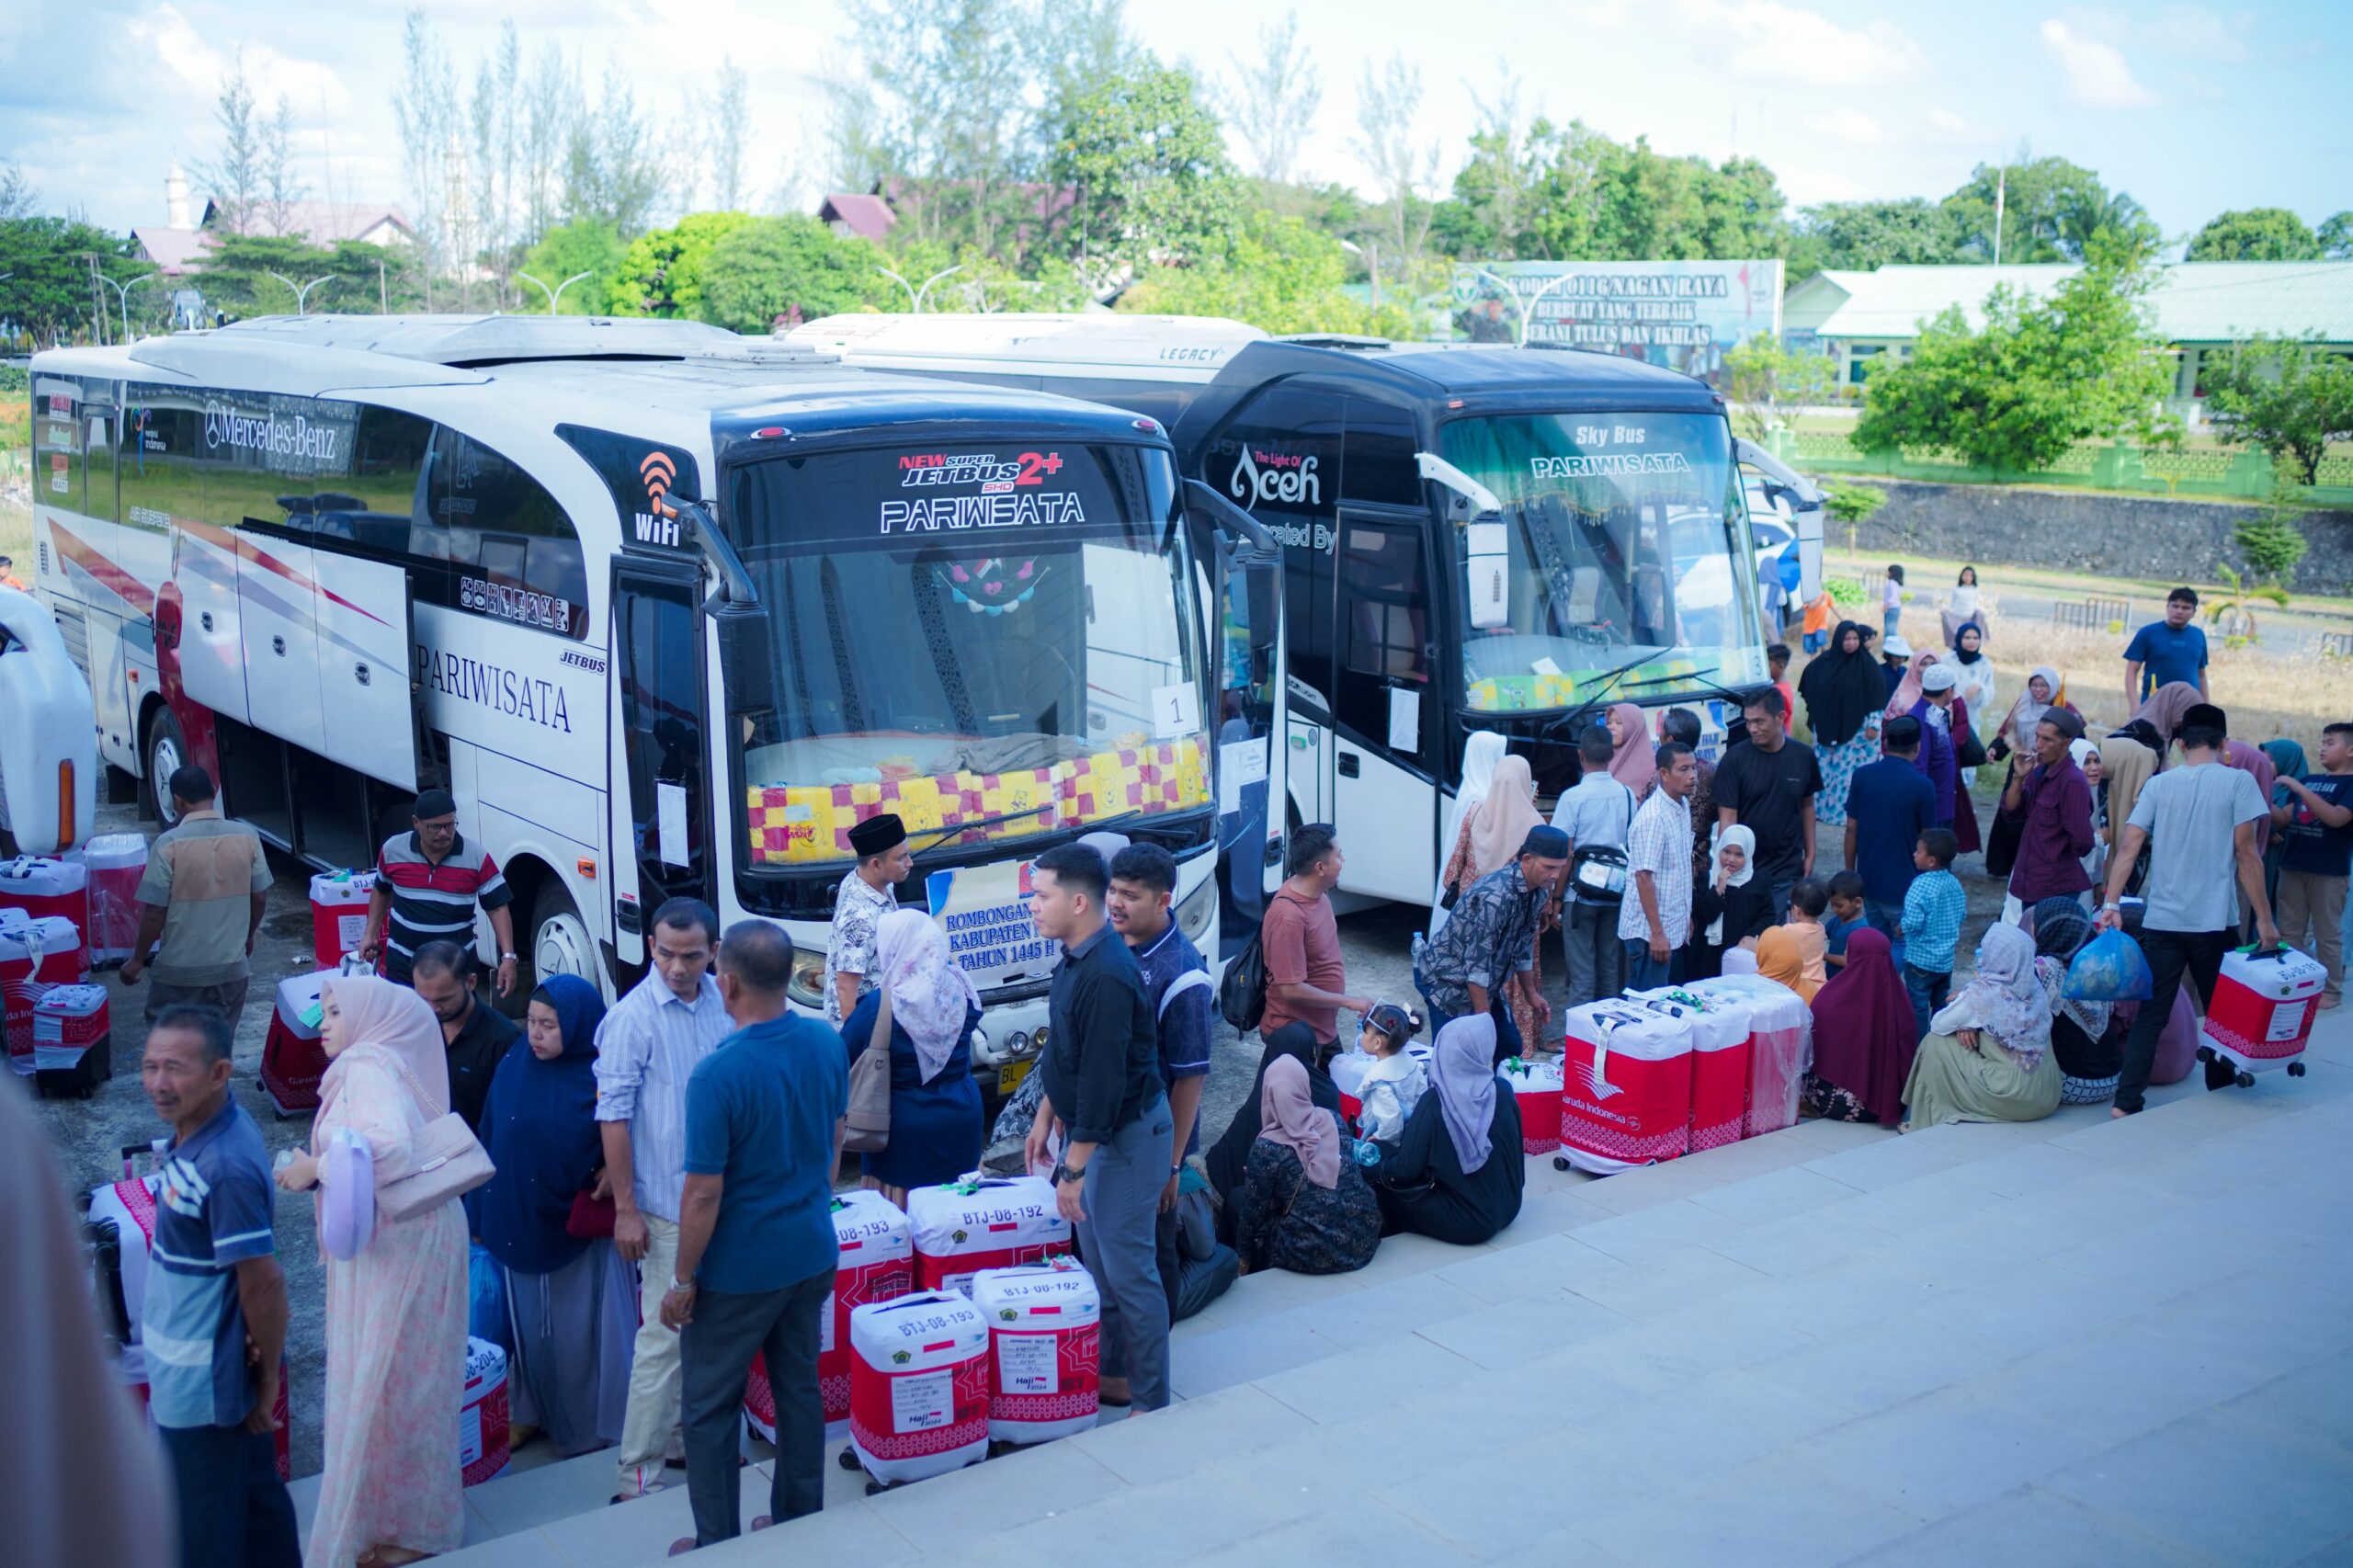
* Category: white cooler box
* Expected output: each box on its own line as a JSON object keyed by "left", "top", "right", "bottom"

{"left": 1497, "top": 1055, "right": 1564, "bottom": 1155}
{"left": 1628, "top": 987, "right": 1753, "bottom": 1152}
{"left": 0, "top": 855, "right": 90, "bottom": 939}
{"left": 972, "top": 1257, "right": 1101, "bottom": 1445}
{"left": 1332, "top": 1041, "right": 1433, "bottom": 1129}
{"left": 33, "top": 983, "right": 110, "bottom": 1097}
{"left": 747, "top": 1188, "right": 915, "bottom": 1442}
{"left": 82, "top": 833, "right": 149, "bottom": 965}
{"left": 461, "top": 1336, "right": 511, "bottom": 1487}
{"left": 2, "top": 913, "right": 85, "bottom": 1071}
{"left": 908, "top": 1176, "right": 1073, "bottom": 1297}
{"left": 1559, "top": 1000, "right": 1692, "bottom": 1174}
{"left": 1686, "top": 973, "right": 1813, "bottom": 1136}
{"left": 847, "top": 1290, "right": 992, "bottom": 1485}
{"left": 2203, "top": 946, "right": 2327, "bottom": 1076}
{"left": 308, "top": 871, "right": 376, "bottom": 971}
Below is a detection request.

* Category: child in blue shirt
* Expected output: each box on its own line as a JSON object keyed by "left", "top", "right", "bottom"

{"left": 1823, "top": 871, "right": 1868, "bottom": 970}
{"left": 1900, "top": 828, "right": 1966, "bottom": 1041}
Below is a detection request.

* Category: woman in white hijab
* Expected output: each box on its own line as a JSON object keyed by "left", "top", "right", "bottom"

{"left": 1431, "top": 730, "right": 1509, "bottom": 935}
{"left": 843, "top": 908, "right": 986, "bottom": 1204}
{"left": 1899, "top": 923, "right": 2063, "bottom": 1130}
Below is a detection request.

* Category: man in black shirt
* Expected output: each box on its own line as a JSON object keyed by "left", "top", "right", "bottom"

{"left": 411, "top": 940, "right": 518, "bottom": 1132}
{"left": 1027, "top": 843, "right": 1173, "bottom": 1412}
{"left": 1714, "top": 687, "right": 1824, "bottom": 915}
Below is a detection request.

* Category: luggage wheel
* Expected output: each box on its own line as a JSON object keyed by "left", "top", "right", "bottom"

{"left": 864, "top": 1478, "right": 902, "bottom": 1497}
{"left": 1552, "top": 1156, "right": 1570, "bottom": 1171}
{"left": 835, "top": 1449, "right": 862, "bottom": 1473}
{"left": 2234, "top": 1071, "right": 2256, "bottom": 1089}
{"left": 2195, "top": 1045, "right": 2214, "bottom": 1063}
{"left": 2287, "top": 1062, "right": 2307, "bottom": 1077}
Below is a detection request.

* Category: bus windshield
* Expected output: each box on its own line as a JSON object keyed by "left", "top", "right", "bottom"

{"left": 1440, "top": 411, "right": 1768, "bottom": 713}
{"left": 728, "top": 441, "right": 1212, "bottom": 870}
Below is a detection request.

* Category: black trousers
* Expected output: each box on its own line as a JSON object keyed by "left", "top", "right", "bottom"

{"left": 2114, "top": 926, "right": 2231, "bottom": 1113}
{"left": 680, "top": 1265, "right": 831, "bottom": 1547}
{"left": 160, "top": 1423, "right": 300, "bottom": 1568}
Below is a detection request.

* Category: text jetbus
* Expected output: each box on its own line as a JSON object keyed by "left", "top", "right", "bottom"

{"left": 789, "top": 313, "right": 1788, "bottom": 908}
{"left": 28, "top": 314, "right": 1288, "bottom": 1104}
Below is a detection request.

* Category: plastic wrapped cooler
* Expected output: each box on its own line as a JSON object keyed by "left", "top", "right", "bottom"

{"left": 308, "top": 871, "right": 375, "bottom": 971}
{"left": 81, "top": 833, "right": 149, "bottom": 965}
{"left": 972, "top": 1257, "right": 1101, "bottom": 1445}
{"left": 460, "top": 1336, "right": 512, "bottom": 1486}
{"left": 0, "top": 854, "right": 89, "bottom": 937}
{"left": 907, "top": 1175, "right": 1072, "bottom": 1297}
{"left": 1685, "top": 973, "right": 1813, "bottom": 1137}
{"left": 847, "top": 1290, "right": 992, "bottom": 1485}
{"left": 261, "top": 971, "right": 335, "bottom": 1116}
{"left": 1, "top": 913, "right": 84, "bottom": 1071}
{"left": 2203, "top": 946, "right": 2327, "bottom": 1078}
{"left": 1330, "top": 1040, "right": 1432, "bottom": 1129}
{"left": 1558, "top": 999, "right": 1693, "bottom": 1174}
{"left": 747, "top": 1188, "right": 915, "bottom": 1442}
{"left": 1628, "top": 987, "right": 1753, "bottom": 1153}
{"left": 32, "top": 983, "right": 110, "bottom": 1097}
{"left": 1496, "top": 1055, "right": 1564, "bottom": 1155}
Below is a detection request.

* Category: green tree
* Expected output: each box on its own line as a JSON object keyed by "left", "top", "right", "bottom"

{"left": 2200, "top": 335, "right": 2353, "bottom": 484}
{"left": 517, "top": 219, "right": 626, "bottom": 313}
{"left": 1114, "top": 210, "right": 1412, "bottom": 335}
{"left": 194, "top": 233, "right": 423, "bottom": 320}
{"left": 1788, "top": 199, "right": 1961, "bottom": 278}
{"left": 0, "top": 217, "right": 141, "bottom": 346}
{"left": 2321, "top": 212, "right": 2353, "bottom": 259}
{"left": 2186, "top": 207, "right": 2320, "bottom": 262}
{"left": 1822, "top": 481, "right": 1887, "bottom": 528}
{"left": 1050, "top": 62, "right": 1240, "bottom": 280}
{"left": 1854, "top": 235, "right": 2178, "bottom": 472}
{"left": 1939, "top": 155, "right": 2154, "bottom": 263}
{"left": 2234, "top": 477, "right": 2310, "bottom": 586}
{"left": 697, "top": 215, "right": 896, "bottom": 333}
{"left": 609, "top": 211, "right": 754, "bottom": 318}
{"left": 1722, "top": 336, "right": 1837, "bottom": 439}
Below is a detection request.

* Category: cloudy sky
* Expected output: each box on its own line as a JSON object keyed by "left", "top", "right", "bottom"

{"left": 5, "top": 0, "right": 2344, "bottom": 240}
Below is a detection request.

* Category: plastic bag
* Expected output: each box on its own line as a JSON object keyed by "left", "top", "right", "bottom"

{"left": 468, "top": 1241, "right": 510, "bottom": 1354}
{"left": 2065, "top": 928, "right": 2153, "bottom": 1002}
{"left": 319, "top": 1129, "right": 375, "bottom": 1260}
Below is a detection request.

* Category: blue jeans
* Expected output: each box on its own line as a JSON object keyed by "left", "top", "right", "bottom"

{"left": 160, "top": 1424, "right": 300, "bottom": 1568}
{"left": 1882, "top": 607, "right": 1901, "bottom": 641}
{"left": 1415, "top": 978, "right": 1525, "bottom": 1062}
{"left": 1623, "top": 938, "right": 1675, "bottom": 992}
{"left": 1903, "top": 963, "right": 1950, "bottom": 1041}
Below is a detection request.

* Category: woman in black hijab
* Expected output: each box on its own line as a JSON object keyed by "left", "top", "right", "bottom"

{"left": 1799, "top": 619, "right": 1885, "bottom": 826}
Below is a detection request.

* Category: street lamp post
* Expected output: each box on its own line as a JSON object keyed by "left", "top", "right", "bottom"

{"left": 89, "top": 267, "right": 156, "bottom": 345}
{"left": 1461, "top": 265, "right": 1582, "bottom": 349}
{"left": 516, "top": 269, "right": 594, "bottom": 314}
{"left": 265, "top": 271, "right": 336, "bottom": 315}
{"left": 875, "top": 265, "right": 965, "bottom": 313}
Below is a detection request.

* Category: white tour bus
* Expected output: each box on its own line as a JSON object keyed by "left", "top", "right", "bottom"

{"left": 790, "top": 313, "right": 1800, "bottom": 909}
{"left": 28, "top": 315, "right": 1289, "bottom": 1106}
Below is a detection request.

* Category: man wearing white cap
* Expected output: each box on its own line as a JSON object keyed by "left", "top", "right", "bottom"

{"left": 1907, "top": 662, "right": 1964, "bottom": 835}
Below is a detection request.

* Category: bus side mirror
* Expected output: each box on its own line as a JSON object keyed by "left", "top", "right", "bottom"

{"left": 713, "top": 601, "right": 775, "bottom": 718}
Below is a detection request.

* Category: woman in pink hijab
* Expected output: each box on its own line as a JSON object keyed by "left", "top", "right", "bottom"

{"left": 1883, "top": 648, "right": 1938, "bottom": 719}
{"left": 1605, "top": 701, "right": 1657, "bottom": 797}
{"left": 277, "top": 976, "right": 468, "bottom": 1568}
{"left": 1231, "top": 1055, "right": 1381, "bottom": 1276}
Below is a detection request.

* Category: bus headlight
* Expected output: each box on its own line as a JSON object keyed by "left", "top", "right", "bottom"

{"left": 1176, "top": 873, "right": 1217, "bottom": 945}
{"left": 787, "top": 947, "right": 826, "bottom": 1009}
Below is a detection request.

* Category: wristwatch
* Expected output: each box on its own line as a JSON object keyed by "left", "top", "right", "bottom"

{"left": 498, "top": 951, "right": 518, "bottom": 962}
{"left": 669, "top": 1270, "right": 696, "bottom": 1291}
{"left": 1052, "top": 1160, "right": 1086, "bottom": 1187}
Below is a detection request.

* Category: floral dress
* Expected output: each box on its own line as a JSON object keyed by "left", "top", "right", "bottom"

{"left": 1232, "top": 1134, "right": 1383, "bottom": 1277}
{"left": 1813, "top": 710, "right": 1882, "bottom": 829}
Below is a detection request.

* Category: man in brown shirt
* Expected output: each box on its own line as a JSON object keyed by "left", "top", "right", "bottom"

{"left": 1257, "top": 824, "right": 1371, "bottom": 1062}
{"left": 120, "top": 767, "right": 273, "bottom": 1024}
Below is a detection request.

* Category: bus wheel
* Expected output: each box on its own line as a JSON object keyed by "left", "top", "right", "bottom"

{"left": 143, "top": 708, "right": 188, "bottom": 828}
{"left": 526, "top": 881, "right": 600, "bottom": 1000}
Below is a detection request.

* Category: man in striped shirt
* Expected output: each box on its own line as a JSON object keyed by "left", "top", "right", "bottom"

{"left": 358, "top": 789, "right": 518, "bottom": 994}
{"left": 595, "top": 897, "right": 733, "bottom": 1502}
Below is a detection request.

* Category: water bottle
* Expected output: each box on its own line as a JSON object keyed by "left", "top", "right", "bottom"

{"left": 1347, "top": 1137, "right": 1382, "bottom": 1169}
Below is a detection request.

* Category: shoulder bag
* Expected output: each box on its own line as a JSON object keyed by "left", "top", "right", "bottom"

{"left": 843, "top": 983, "right": 894, "bottom": 1154}
{"left": 375, "top": 1060, "right": 497, "bottom": 1224}
{"left": 1219, "top": 930, "right": 1269, "bottom": 1033}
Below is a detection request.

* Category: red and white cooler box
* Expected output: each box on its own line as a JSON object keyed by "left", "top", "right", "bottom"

{"left": 847, "top": 1290, "right": 993, "bottom": 1484}
{"left": 747, "top": 1188, "right": 915, "bottom": 1441}
{"left": 1628, "top": 987, "right": 1753, "bottom": 1153}
{"left": 461, "top": 1335, "right": 512, "bottom": 1487}
{"left": 908, "top": 1175, "right": 1073, "bottom": 1297}
{"left": 972, "top": 1257, "right": 1101, "bottom": 1445}
{"left": 1560, "top": 1000, "right": 1693, "bottom": 1174}
{"left": 2, "top": 913, "right": 85, "bottom": 1071}
{"left": 260, "top": 971, "right": 335, "bottom": 1115}
{"left": 0, "top": 855, "right": 90, "bottom": 939}
{"left": 309, "top": 871, "right": 376, "bottom": 971}
{"left": 1686, "top": 973, "right": 1813, "bottom": 1137}
{"left": 82, "top": 833, "right": 149, "bottom": 965}
{"left": 1497, "top": 1055, "right": 1564, "bottom": 1154}
{"left": 1332, "top": 1040, "right": 1434, "bottom": 1129}
{"left": 2203, "top": 945, "right": 2327, "bottom": 1074}
{"left": 33, "top": 983, "right": 110, "bottom": 1096}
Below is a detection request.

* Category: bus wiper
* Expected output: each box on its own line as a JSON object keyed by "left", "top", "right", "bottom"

{"left": 1623, "top": 665, "right": 1752, "bottom": 706}
{"left": 1545, "top": 649, "right": 1663, "bottom": 741}
{"left": 909, "top": 806, "right": 1145, "bottom": 853}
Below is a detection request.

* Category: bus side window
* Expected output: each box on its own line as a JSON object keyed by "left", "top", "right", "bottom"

{"left": 1342, "top": 398, "right": 1421, "bottom": 508}
{"left": 1336, "top": 519, "right": 1428, "bottom": 753}
{"left": 426, "top": 427, "right": 589, "bottom": 637}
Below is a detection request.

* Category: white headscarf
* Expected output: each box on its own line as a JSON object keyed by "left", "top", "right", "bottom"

{"left": 1703, "top": 823, "right": 1756, "bottom": 947}
{"left": 872, "top": 909, "right": 979, "bottom": 1084}
{"left": 1432, "top": 730, "right": 1509, "bottom": 934}
{"left": 1931, "top": 923, "right": 2053, "bottom": 1072}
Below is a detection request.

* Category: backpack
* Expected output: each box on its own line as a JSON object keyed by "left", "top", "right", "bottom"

{"left": 1218, "top": 930, "right": 1268, "bottom": 1033}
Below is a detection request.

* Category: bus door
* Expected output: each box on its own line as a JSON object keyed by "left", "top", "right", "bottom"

{"left": 1329, "top": 508, "right": 1438, "bottom": 903}
{"left": 606, "top": 557, "right": 714, "bottom": 966}
{"left": 1186, "top": 482, "right": 1290, "bottom": 963}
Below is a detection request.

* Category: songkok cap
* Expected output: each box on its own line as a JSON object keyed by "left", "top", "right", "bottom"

{"left": 1520, "top": 824, "right": 1571, "bottom": 859}
{"left": 2042, "top": 707, "right": 2086, "bottom": 740}
{"left": 1920, "top": 663, "right": 1957, "bottom": 693}
{"left": 1881, "top": 636, "right": 1913, "bottom": 660}
{"left": 847, "top": 812, "right": 907, "bottom": 858}
{"left": 411, "top": 788, "right": 458, "bottom": 821}
{"left": 1882, "top": 715, "right": 1922, "bottom": 747}
{"left": 2182, "top": 702, "right": 2228, "bottom": 734}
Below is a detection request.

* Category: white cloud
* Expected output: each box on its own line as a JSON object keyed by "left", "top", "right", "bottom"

{"left": 125, "top": 4, "right": 353, "bottom": 116}
{"left": 1779, "top": 165, "right": 1861, "bottom": 204}
{"left": 1805, "top": 108, "right": 1882, "bottom": 146}
{"left": 2152, "top": 5, "right": 2253, "bottom": 62}
{"left": 1926, "top": 108, "right": 1975, "bottom": 142}
{"left": 1682, "top": 0, "right": 1925, "bottom": 86}
{"left": 2040, "top": 18, "right": 2157, "bottom": 108}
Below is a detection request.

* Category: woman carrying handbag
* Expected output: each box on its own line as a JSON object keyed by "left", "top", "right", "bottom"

{"left": 839, "top": 909, "right": 985, "bottom": 1205}
{"left": 276, "top": 976, "right": 480, "bottom": 1568}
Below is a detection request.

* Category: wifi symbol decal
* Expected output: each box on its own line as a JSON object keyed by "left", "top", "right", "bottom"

{"left": 640, "top": 450, "right": 677, "bottom": 506}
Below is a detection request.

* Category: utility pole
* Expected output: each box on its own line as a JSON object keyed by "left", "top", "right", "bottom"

{"left": 1993, "top": 168, "right": 2006, "bottom": 268}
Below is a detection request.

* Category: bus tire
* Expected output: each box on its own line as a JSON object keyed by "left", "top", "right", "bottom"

{"left": 520, "top": 880, "right": 601, "bottom": 1007}
{"left": 142, "top": 707, "right": 189, "bottom": 829}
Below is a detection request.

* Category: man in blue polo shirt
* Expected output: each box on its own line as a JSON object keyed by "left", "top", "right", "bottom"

{"left": 141, "top": 1004, "right": 298, "bottom": 1568}
{"left": 663, "top": 920, "right": 847, "bottom": 1552}
{"left": 2123, "top": 587, "right": 2211, "bottom": 706}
